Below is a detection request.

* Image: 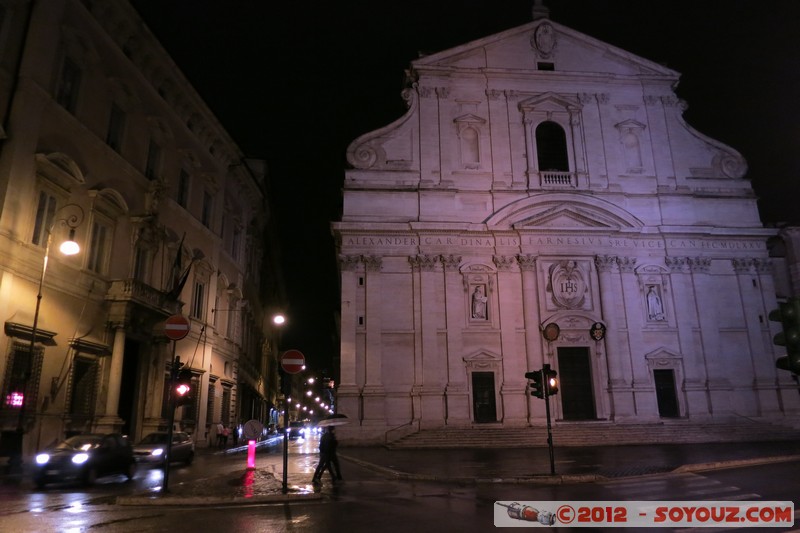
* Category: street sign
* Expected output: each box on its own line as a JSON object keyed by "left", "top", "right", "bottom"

{"left": 243, "top": 419, "right": 263, "bottom": 440}
{"left": 280, "top": 349, "right": 305, "bottom": 374}
{"left": 164, "top": 314, "right": 191, "bottom": 341}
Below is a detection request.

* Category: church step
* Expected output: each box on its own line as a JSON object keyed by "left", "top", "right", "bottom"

{"left": 387, "top": 421, "right": 800, "bottom": 449}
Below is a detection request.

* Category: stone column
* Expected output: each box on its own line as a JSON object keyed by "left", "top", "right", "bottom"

{"left": 418, "top": 86, "right": 441, "bottom": 186}
{"left": 732, "top": 259, "right": 767, "bottom": 416}
{"left": 442, "top": 255, "right": 470, "bottom": 426}
{"left": 691, "top": 257, "right": 731, "bottom": 412}
{"left": 494, "top": 255, "right": 527, "bottom": 426}
{"left": 595, "top": 255, "right": 635, "bottom": 419}
{"left": 665, "top": 256, "right": 710, "bottom": 418}
{"left": 518, "top": 255, "right": 545, "bottom": 422}
{"left": 96, "top": 324, "right": 126, "bottom": 432}
{"left": 337, "top": 255, "right": 361, "bottom": 422}
{"left": 412, "top": 254, "right": 445, "bottom": 428}
{"left": 361, "top": 255, "right": 385, "bottom": 425}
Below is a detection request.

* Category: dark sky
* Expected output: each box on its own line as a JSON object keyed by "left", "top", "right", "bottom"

{"left": 130, "top": 0, "right": 800, "bottom": 372}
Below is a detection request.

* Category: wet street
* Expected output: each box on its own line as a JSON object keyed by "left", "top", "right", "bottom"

{"left": 0, "top": 434, "right": 798, "bottom": 532}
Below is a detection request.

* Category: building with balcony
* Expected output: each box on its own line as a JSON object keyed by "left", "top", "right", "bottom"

{"left": 0, "top": 0, "right": 282, "bottom": 461}
{"left": 333, "top": 10, "right": 800, "bottom": 444}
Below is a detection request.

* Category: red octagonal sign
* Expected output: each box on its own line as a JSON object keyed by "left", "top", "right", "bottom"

{"left": 280, "top": 349, "right": 305, "bottom": 374}
{"left": 164, "top": 314, "right": 191, "bottom": 341}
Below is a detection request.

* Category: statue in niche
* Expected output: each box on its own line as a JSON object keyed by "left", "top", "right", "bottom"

{"left": 471, "top": 285, "right": 488, "bottom": 320}
{"left": 646, "top": 286, "right": 665, "bottom": 321}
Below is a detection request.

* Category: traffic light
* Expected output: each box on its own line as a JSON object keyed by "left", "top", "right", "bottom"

{"left": 769, "top": 298, "right": 800, "bottom": 374}
{"left": 526, "top": 369, "right": 544, "bottom": 399}
{"left": 174, "top": 368, "right": 193, "bottom": 406}
{"left": 544, "top": 365, "right": 558, "bottom": 396}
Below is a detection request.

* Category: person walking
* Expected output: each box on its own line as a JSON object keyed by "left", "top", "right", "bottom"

{"left": 312, "top": 426, "right": 341, "bottom": 486}
{"left": 216, "top": 422, "right": 225, "bottom": 449}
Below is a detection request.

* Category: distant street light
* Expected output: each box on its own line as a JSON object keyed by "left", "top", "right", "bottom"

{"left": 12, "top": 204, "right": 84, "bottom": 465}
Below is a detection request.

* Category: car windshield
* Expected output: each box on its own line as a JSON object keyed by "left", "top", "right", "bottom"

{"left": 56, "top": 436, "right": 102, "bottom": 451}
{"left": 138, "top": 433, "right": 169, "bottom": 445}
{"left": 289, "top": 422, "right": 303, "bottom": 428}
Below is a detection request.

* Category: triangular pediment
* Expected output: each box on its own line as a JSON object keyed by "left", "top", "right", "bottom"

{"left": 486, "top": 193, "right": 643, "bottom": 230}
{"left": 412, "top": 19, "right": 677, "bottom": 78}
{"left": 453, "top": 113, "right": 486, "bottom": 124}
{"left": 515, "top": 205, "right": 618, "bottom": 229}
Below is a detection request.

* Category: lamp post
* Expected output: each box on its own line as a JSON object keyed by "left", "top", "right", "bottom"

{"left": 12, "top": 204, "right": 84, "bottom": 465}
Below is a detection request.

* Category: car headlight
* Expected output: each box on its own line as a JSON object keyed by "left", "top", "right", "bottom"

{"left": 72, "top": 453, "right": 89, "bottom": 464}
{"left": 35, "top": 453, "right": 50, "bottom": 465}
{"left": 151, "top": 448, "right": 164, "bottom": 456}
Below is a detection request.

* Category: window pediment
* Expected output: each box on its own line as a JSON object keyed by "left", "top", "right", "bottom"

{"left": 36, "top": 153, "right": 85, "bottom": 191}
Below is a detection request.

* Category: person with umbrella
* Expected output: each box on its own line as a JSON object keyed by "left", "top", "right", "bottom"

{"left": 312, "top": 426, "right": 341, "bottom": 486}
{"left": 312, "top": 413, "right": 348, "bottom": 487}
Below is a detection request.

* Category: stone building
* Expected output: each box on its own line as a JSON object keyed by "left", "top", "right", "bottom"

{"left": 0, "top": 0, "right": 282, "bottom": 461}
{"left": 332, "top": 11, "right": 800, "bottom": 444}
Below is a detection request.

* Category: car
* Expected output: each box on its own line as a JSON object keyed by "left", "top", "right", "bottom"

{"left": 287, "top": 421, "right": 304, "bottom": 440}
{"left": 33, "top": 433, "right": 136, "bottom": 488}
{"left": 133, "top": 432, "right": 194, "bottom": 466}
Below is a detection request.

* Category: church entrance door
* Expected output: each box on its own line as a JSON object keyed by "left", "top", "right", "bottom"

{"left": 471, "top": 372, "right": 497, "bottom": 423}
{"left": 557, "top": 347, "right": 596, "bottom": 420}
{"left": 654, "top": 369, "right": 680, "bottom": 418}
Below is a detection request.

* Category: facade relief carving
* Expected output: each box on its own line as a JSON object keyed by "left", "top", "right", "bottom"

{"left": 545, "top": 259, "right": 590, "bottom": 310}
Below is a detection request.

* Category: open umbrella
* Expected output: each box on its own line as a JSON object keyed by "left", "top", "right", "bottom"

{"left": 317, "top": 413, "right": 350, "bottom": 427}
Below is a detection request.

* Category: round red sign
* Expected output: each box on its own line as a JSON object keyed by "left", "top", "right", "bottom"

{"left": 164, "top": 315, "right": 191, "bottom": 341}
{"left": 280, "top": 349, "right": 305, "bottom": 374}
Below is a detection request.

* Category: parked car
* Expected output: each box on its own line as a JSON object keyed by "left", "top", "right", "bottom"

{"left": 33, "top": 433, "right": 136, "bottom": 488}
{"left": 287, "top": 421, "right": 304, "bottom": 440}
{"left": 133, "top": 432, "right": 194, "bottom": 466}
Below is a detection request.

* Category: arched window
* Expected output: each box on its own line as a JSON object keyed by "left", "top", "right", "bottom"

{"left": 535, "top": 121, "right": 569, "bottom": 171}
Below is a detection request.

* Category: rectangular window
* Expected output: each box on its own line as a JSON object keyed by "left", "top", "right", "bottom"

{"left": 206, "top": 383, "right": 215, "bottom": 427}
{"left": 145, "top": 140, "right": 161, "bottom": 180}
{"left": 191, "top": 281, "right": 205, "bottom": 319}
{"left": 180, "top": 374, "right": 199, "bottom": 425}
{"left": 231, "top": 227, "right": 241, "bottom": 260}
{"left": 3, "top": 342, "right": 43, "bottom": 412}
{"left": 32, "top": 191, "right": 57, "bottom": 246}
{"left": 56, "top": 57, "right": 81, "bottom": 113}
{"left": 106, "top": 103, "right": 126, "bottom": 152}
{"left": 68, "top": 357, "right": 98, "bottom": 418}
{"left": 177, "top": 170, "right": 189, "bottom": 208}
{"left": 132, "top": 247, "right": 148, "bottom": 282}
{"left": 201, "top": 191, "right": 213, "bottom": 228}
{"left": 87, "top": 221, "right": 109, "bottom": 274}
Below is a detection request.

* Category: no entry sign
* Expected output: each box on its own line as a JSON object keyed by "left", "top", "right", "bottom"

{"left": 164, "top": 315, "right": 191, "bottom": 341}
{"left": 280, "top": 349, "right": 305, "bottom": 374}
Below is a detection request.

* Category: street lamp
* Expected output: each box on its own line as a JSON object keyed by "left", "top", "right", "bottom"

{"left": 13, "top": 204, "right": 83, "bottom": 464}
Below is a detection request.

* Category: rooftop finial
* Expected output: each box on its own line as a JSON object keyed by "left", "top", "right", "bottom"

{"left": 532, "top": 0, "right": 550, "bottom": 20}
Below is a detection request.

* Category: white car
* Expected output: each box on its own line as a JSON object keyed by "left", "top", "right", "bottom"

{"left": 133, "top": 432, "right": 194, "bottom": 465}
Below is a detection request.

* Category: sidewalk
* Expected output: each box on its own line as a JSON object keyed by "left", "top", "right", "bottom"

{"left": 116, "top": 439, "right": 800, "bottom": 506}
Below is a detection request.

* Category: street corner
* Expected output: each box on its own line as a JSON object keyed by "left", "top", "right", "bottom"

{"left": 115, "top": 469, "right": 323, "bottom": 506}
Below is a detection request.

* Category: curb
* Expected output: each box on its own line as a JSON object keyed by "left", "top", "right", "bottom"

{"left": 672, "top": 454, "right": 800, "bottom": 474}
{"left": 340, "top": 453, "right": 800, "bottom": 485}
{"left": 116, "top": 492, "right": 322, "bottom": 506}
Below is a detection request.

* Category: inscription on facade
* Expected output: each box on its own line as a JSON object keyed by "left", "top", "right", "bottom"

{"left": 342, "top": 234, "right": 766, "bottom": 252}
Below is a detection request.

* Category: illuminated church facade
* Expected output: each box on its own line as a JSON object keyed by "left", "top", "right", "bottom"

{"left": 332, "top": 12, "right": 800, "bottom": 444}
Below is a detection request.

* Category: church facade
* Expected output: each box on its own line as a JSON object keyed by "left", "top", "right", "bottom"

{"left": 332, "top": 14, "right": 800, "bottom": 444}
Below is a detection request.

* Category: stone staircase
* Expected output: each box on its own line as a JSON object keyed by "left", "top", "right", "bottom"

{"left": 386, "top": 419, "right": 800, "bottom": 449}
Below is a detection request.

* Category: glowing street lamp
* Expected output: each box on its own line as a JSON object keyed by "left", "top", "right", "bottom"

{"left": 12, "top": 204, "right": 83, "bottom": 461}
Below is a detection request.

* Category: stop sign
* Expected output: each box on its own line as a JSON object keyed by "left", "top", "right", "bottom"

{"left": 280, "top": 349, "right": 305, "bottom": 374}
{"left": 164, "top": 315, "right": 191, "bottom": 341}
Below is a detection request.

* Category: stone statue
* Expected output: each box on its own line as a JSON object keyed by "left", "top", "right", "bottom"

{"left": 646, "top": 286, "right": 665, "bottom": 321}
{"left": 471, "top": 285, "right": 488, "bottom": 320}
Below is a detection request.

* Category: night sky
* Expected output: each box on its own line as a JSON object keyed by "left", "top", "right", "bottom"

{"left": 130, "top": 0, "right": 800, "bottom": 373}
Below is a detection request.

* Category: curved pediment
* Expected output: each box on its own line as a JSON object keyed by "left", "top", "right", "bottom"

{"left": 485, "top": 193, "right": 643, "bottom": 230}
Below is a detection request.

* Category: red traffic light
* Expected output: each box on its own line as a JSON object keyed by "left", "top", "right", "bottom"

{"left": 175, "top": 383, "right": 190, "bottom": 396}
